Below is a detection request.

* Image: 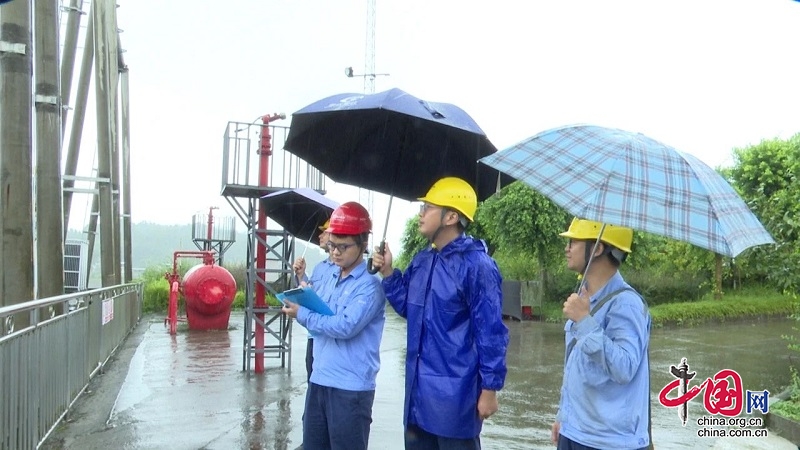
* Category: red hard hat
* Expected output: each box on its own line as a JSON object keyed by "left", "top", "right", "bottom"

{"left": 327, "top": 201, "right": 372, "bottom": 235}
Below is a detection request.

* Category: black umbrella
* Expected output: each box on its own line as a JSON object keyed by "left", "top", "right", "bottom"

{"left": 284, "top": 88, "right": 513, "bottom": 271}
{"left": 284, "top": 88, "right": 511, "bottom": 202}
{"left": 260, "top": 188, "right": 339, "bottom": 250}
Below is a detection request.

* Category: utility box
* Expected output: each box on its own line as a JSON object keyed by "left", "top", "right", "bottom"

{"left": 64, "top": 239, "right": 89, "bottom": 294}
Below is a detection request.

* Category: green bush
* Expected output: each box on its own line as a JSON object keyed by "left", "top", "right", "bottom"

{"left": 541, "top": 284, "right": 795, "bottom": 325}
{"left": 224, "top": 262, "right": 247, "bottom": 292}
{"left": 231, "top": 290, "right": 283, "bottom": 310}
{"left": 773, "top": 366, "right": 800, "bottom": 422}
{"left": 138, "top": 261, "right": 250, "bottom": 314}
{"left": 649, "top": 288, "right": 794, "bottom": 327}
{"left": 233, "top": 290, "right": 246, "bottom": 309}
{"left": 542, "top": 269, "right": 580, "bottom": 304}
{"left": 623, "top": 269, "right": 708, "bottom": 305}
{"left": 771, "top": 399, "right": 800, "bottom": 422}
{"left": 494, "top": 251, "right": 540, "bottom": 281}
{"left": 267, "top": 294, "right": 281, "bottom": 307}
{"left": 143, "top": 278, "right": 170, "bottom": 313}
{"left": 135, "top": 264, "right": 171, "bottom": 284}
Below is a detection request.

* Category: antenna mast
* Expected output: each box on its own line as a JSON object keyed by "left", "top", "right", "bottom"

{"left": 360, "top": 0, "right": 377, "bottom": 214}
{"left": 363, "top": 0, "right": 376, "bottom": 94}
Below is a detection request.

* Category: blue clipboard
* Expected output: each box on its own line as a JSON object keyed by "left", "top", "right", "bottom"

{"left": 276, "top": 287, "right": 334, "bottom": 316}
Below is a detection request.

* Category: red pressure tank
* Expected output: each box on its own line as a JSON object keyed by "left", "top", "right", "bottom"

{"left": 182, "top": 263, "right": 237, "bottom": 330}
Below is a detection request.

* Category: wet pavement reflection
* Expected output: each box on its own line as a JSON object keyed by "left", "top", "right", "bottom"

{"left": 43, "top": 310, "right": 797, "bottom": 449}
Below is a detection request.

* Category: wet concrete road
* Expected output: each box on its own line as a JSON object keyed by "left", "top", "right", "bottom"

{"left": 41, "top": 311, "right": 798, "bottom": 449}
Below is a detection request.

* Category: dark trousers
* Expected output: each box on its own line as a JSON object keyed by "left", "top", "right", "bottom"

{"left": 404, "top": 424, "right": 481, "bottom": 450}
{"left": 305, "top": 338, "right": 314, "bottom": 381}
{"left": 557, "top": 434, "right": 648, "bottom": 450}
{"left": 303, "top": 382, "right": 375, "bottom": 450}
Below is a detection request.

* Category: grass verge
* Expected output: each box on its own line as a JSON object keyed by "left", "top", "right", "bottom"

{"left": 539, "top": 287, "right": 795, "bottom": 327}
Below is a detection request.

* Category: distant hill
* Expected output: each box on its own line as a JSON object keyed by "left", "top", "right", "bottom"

{"left": 67, "top": 221, "right": 324, "bottom": 275}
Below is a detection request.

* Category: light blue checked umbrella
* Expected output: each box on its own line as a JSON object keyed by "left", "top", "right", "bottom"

{"left": 478, "top": 124, "right": 774, "bottom": 257}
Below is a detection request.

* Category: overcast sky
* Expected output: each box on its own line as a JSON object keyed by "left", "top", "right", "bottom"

{"left": 67, "top": 0, "right": 800, "bottom": 252}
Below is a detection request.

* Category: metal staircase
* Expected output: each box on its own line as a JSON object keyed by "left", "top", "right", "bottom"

{"left": 220, "top": 118, "right": 325, "bottom": 373}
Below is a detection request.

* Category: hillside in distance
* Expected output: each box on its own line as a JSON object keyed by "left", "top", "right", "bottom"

{"left": 67, "top": 221, "right": 323, "bottom": 272}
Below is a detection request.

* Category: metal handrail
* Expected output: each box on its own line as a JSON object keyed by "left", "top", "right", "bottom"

{"left": 0, "top": 283, "right": 143, "bottom": 449}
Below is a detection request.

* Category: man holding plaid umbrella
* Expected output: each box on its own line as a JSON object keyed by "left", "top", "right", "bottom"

{"left": 551, "top": 218, "right": 651, "bottom": 450}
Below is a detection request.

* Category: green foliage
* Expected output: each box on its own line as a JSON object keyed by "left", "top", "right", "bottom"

{"left": 135, "top": 263, "right": 172, "bottom": 284}
{"left": 232, "top": 290, "right": 246, "bottom": 309}
{"left": 623, "top": 269, "right": 709, "bottom": 306}
{"left": 626, "top": 233, "right": 715, "bottom": 280}
{"left": 771, "top": 398, "right": 800, "bottom": 422}
{"left": 540, "top": 268, "right": 580, "bottom": 305}
{"left": 772, "top": 368, "right": 800, "bottom": 421}
{"left": 492, "top": 250, "right": 539, "bottom": 281}
{"left": 539, "top": 285, "right": 794, "bottom": 325}
{"left": 492, "top": 250, "right": 578, "bottom": 304}
{"left": 729, "top": 136, "right": 800, "bottom": 410}
{"left": 136, "top": 259, "right": 266, "bottom": 313}
{"left": 136, "top": 263, "right": 171, "bottom": 313}
{"left": 727, "top": 134, "right": 800, "bottom": 293}
{"left": 142, "top": 278, "right": 170, "bottom": 313}
{"left": 475, "top": 182, "right": 569, "bottom": 272}
{"left": 394, "top": 216, "right": 429, "bottom": 270}
{"left": 539, "top": 301, "right": 566, "bottom": 323}
{"left": 780, "top": 294, "right": 800, "bottom": 413}
{"left": 648, "top": 288, "right": 793, "bottom": 327}
{"left": 231, "top": 291, "right": 282, "bottom": 309}
{"left": 224, "top": 262, "right": 247, "bottom": 293}
{"left": 266, "top": 294, "right": 281, "bottom": 307}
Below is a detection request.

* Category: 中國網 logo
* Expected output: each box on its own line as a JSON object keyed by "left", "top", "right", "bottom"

{"left": 658, "top": 357, "right": 771, "bottom": 438}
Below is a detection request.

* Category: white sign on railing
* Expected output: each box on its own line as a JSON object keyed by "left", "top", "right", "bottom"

{"left": 102, "top": 298, "right": 114, "bottom": 325}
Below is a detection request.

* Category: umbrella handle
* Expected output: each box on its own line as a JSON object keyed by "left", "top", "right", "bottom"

{"left": 367, "top": 241, "right": 386, "bottom": 275}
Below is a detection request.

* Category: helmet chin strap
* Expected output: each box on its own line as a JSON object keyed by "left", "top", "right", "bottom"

{"left": 578, "top": 225, "right": 607, "bottom": 292}
{"left": 581, "top": 239, "right": 601, "bottom": 277}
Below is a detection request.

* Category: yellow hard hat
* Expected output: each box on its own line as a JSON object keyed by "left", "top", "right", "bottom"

{"left": 559, "top": 218, "right": 633, "bottom": 253}
{"left": 418, "top": 177, "right": 477, "bottom": 222}
{"left": 318, "top": 219, "right": 330, "bottom": 231}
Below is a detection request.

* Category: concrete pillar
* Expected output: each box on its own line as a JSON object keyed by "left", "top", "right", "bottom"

{"left": 0, "top": 0, "right": 35, "bottom": 316}
{"left": 93, "top": 0, "right": 120, "bottom": 286}
{"left": 60, "top": 0, "right": 84, "bottom": 134}
{"left": 34, "top": 0, "right": 65, "bottom": 299}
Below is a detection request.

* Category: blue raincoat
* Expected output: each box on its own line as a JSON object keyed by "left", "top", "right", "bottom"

{"left": 382, "top": 234, "right": 508, "bottom": 439}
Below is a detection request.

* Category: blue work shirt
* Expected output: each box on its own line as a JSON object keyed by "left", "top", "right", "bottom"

{"left": 557, "top": 271, "right": 651, "bottom": 449}
{"left": 297, "top": 260, "right": 386, "bottom": 392}
{"left": 296, "top": 257, "right": 337, "bottom": 290}
{"left": 301, "top": 258, "right": 338, "bottom": 339}
{"left": 311, "top": 258, "right": 337, "bottom": 287}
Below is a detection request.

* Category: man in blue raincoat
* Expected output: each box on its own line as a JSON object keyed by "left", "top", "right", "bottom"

{"left": 372, "top": 177, "right": 509, "bottom": 450}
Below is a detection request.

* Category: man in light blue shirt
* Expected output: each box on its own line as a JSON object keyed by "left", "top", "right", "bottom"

{"left": 551, "top": 218, "right": 651, "bottom": 450}
{"left": 293, "top": 218, "right": 337, "bottom": 380}
{"left": 283, "top": 202, "right": 385, "bottom": 450}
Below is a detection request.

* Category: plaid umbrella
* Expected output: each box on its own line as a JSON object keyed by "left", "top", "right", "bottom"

{"left": 478, "top": 124, "right": 774, "bottom": 257}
